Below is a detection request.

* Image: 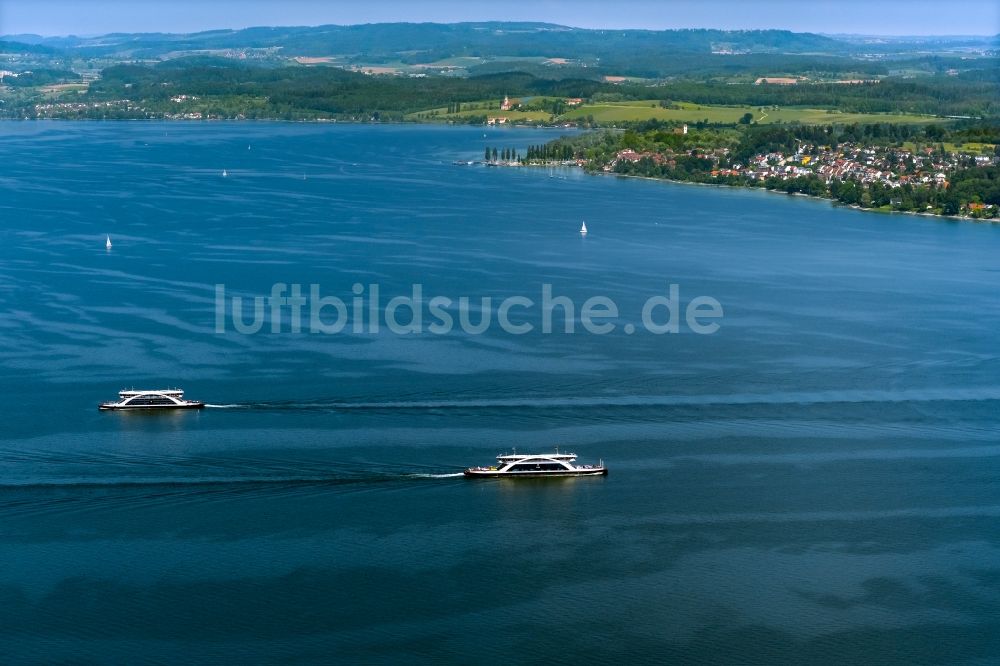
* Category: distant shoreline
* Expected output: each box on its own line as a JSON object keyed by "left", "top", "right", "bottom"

{"left": 508, "top": 165, "right": 976, "bottom": 224}
{"left": 584, "top": 170, "right": 984, "bottom": 224}
{"left": 480, "top": 158, "right": 984, "bottom": 223}
{"left": 0, "top": 117, "right": 585, "bottom": 130}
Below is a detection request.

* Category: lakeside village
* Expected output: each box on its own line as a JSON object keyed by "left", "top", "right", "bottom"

{"left": 480, "top": 98, "right": 1000, "bottom": 219}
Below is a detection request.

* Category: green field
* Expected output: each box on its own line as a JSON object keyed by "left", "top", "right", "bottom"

{"left": 902, "top": 141, "right": 998, "bottom": 155}
{"left": 560, "top": 100, "right": 946, "bottom": 125}
{"left": 958, "top": 142, "right": 999, "bottom": 154}
{"left": 38, "top": 82, "right": 89, "bottom": 98}
{"left": 411, "top": 98, "right": 949, "bottom": 126}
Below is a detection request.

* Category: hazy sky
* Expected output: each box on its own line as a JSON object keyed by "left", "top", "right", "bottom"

{"left": 1, "top": 0, "right": 998, "bottom": 37}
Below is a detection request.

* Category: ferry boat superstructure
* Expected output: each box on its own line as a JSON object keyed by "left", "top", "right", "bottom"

{"left": 464, "top": 451, "right": 607, "bottom": 478}
{"left": 98, "top": 389, "right": 205, "bottom": 411}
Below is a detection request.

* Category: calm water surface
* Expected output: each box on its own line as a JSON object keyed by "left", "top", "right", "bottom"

{"left": 1, "top": 122, "right": 998, "bottom": 664}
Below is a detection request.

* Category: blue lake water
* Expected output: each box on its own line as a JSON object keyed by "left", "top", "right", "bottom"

{"left": 1, "top": 121, "right": 999, "bottom": 664}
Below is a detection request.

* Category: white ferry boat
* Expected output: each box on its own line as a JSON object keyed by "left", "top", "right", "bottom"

{"left": 98, "top": 389, "right": 205, "bottom": 411}
{"left": 464, "top": 451, "right": 607, "bottom": 478}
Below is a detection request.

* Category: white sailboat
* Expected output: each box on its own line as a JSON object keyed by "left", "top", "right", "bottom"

{"left": 580, "top": 221, "right": 588, "bottom": 235}
{"left": 105, "top": 235, "right": 112, "bottom": 249}
{"left": 222, "top": 169, "right": 228, "bottom": 177}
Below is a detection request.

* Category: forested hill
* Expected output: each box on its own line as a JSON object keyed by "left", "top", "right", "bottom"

{"left": 4, "top": 22, "right": 997, "bottom": 121}
{"left": 47, "top": 59, "right": 992, "bottom": 120}
{"left": 8, "top": 23, "right": 844, "bottom": 60}
{"left": 0, "top": 40, "right": 57, "bottom": 54}
{"left": 6, "top": 23, "right": 995, "bottom": 83}
{"left": 71, "top": 65, "right": 606, "bottom": 119}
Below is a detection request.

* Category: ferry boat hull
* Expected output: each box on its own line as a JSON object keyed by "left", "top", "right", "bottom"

{"left": 463, "top": 467, "right": 607, "bottom": 478}
{"left": 98, "top": 401, "right": 205, "bottom": 411}
{"left": 464, "top": 451, "right": 607, "bottom": 479}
